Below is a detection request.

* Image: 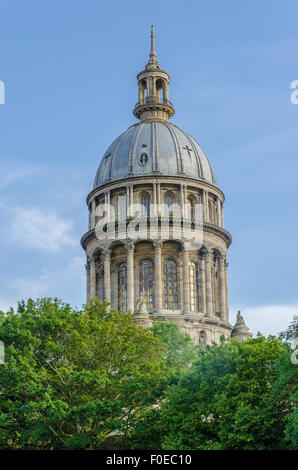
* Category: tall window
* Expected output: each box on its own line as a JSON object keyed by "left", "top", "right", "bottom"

{"left": 118, "top": 262, "right": 127, "bottom": 311}
{"left": 208, "top": 198, "right": 217, "bottom": 224}
{"left": 189, "top": 262, "right": 198, "bottom": 312}
{"left": 139, "top": 259, "right": 154, "bottom": 311}
{"left": 214, "top": 259, "right": 219, "bottom": 314}
{"left": 97, "top": 271, "right": 104, "bottom": 302}
{"left": 163, "top": 259, "right": 178, "bottom": 310}
{"left": 164, "top": 194, "right": 174, "bottom": 217}
{"left": 140, "top": 193, "right": 150, "bottom": 217}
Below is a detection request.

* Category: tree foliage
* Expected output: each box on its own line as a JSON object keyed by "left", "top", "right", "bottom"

{"left": 0, "top": 300, "right": 296, "bottom": 450}
{"left": 275, "top": 316, "right": 298, "bottom": 448}
{"left": 128, "top": 335, "right": 296, "bottom": 450}
{"left": 279, "top": 315, "right": 298, "bottom": 344}
{"left": 0, "top": 298, "right": 167, "bottom": 449}
{"left": 151, "top": 320, "right": 199, "bottom": 378}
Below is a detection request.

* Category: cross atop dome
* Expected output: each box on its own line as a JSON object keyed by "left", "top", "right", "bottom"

{"left": 133, "top": 26, "right": 175, "bottom": 122}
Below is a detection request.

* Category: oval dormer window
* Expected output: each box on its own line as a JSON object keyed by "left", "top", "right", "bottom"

{"left": 138, "top": 152, "right": 149, "bottom": 166}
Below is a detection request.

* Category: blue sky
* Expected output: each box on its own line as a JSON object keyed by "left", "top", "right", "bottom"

{"left": 0, "top": 0, "right": 297, "bottom": 336}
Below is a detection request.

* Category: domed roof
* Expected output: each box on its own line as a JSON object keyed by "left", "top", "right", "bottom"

{"left": 93, "top": 121, "right": 216, "bottom": 189}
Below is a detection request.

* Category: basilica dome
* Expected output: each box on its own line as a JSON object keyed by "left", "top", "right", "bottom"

{"left": 93, "top": 121, "right": 216, "bottom": 189}
{"left": 81, "top": 26, "right": 251, "bottom": 346}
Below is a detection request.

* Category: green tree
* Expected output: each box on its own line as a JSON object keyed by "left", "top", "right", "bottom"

{"left": 0, "top": 298, "right": 167, "bottom": 449}
{"left": 275, "top": 316, "right": 298, "bottom": 448}
{"left": 133, "top": 336, "right": 292, "bottom": 450}
{"left": 279, "top": 315, "right": 298, "bottom": 344}
{"left": 151, "top": 320, "right": 199, "bottom": 378}
{"left": 126, "top": 320, "right": 199, "bottom": 449}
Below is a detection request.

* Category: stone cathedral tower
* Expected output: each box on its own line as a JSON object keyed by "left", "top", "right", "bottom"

{"left": 81, "top": 27, "right": 251, "bottom": 345}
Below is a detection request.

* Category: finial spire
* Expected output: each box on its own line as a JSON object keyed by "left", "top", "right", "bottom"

{"left": 149, "top": 24, "right": 157, "bottom": 63}
{"left": 134, "top": 26, "right": 174, "bottom": 122}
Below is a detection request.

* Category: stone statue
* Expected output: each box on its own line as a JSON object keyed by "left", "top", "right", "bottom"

{"left": 135, "top": 298, "right": 148, "bottom": 316}
{"left": 236, "top": 310, "right": 245, "bottom": 325}
{"left": 199, "top": 330, "right": 206, "bottom": 348}
{"left": 231, "top": 310, "right": 252, "bottom": 340}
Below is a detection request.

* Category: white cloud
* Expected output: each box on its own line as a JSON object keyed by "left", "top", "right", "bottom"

{"left": 11, "top": 208, "right": 76, "bottom": 252}
{"left": 230, "top": 304, "right": 298, "bottom": 337}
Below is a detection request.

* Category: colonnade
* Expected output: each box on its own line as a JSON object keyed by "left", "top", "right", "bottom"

{"left": 86, "top": 243, "right": 229, "bottom": 322}
{"left": 88, "top": 182, "right": 224, "bottom": 231}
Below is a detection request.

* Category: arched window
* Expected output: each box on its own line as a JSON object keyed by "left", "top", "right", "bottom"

{"left": 118, "top": 262, "right": 127, "bottom": 311}
{"left": 156, "top": 78, "right": 165, "bottom": 103}
{"left": 139, "top": 79, "right": 147, "bottom": 105}
{"left": 164, "top": 193, "right": 174, "bottom": 217}
{"left": 163, "top": 259, "right": 179, "bottom": 310}
{"left": 189, "top": 262, "right": 198, "bottom": 312}
{"left": 140, "top": 193, "right": 150, "bottom": 217}
{"left": 208, "top": 198, "right": 217, "bottom": 224}
{"left": 139, "top": 259, "right": 154, "bottom": 311}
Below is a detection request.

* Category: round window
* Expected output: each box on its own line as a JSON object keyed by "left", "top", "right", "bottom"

{"left": 138, "top": 152, "right": 149, "bottom": 166}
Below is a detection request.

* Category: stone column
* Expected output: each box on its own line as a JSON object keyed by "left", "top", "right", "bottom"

{"left": 185, "top": 185, "right": 188, "bottom": 219}
{"left": 225, "top": 261, "right": 229, "bottom": 322}
{"left": 126, "top": 185, "right": 130, "bottom": 217}
{"left": 204, "top": 190, "right": 209, "bottom": 222}
{"left": 180, "top": 184, "right": 185, "bottom": 218}
{"left": 152, "top": 182, "right": 156, "bottom": 216}
{"left": 104, "top": 192, "right": 108, "bottom": 218}
{"left": 130, "top": 185, "right": 134, "bottom": 217}
{"left": 199, "top": 256, "right": 206, "bottom": 314}
{"left": 104, "top": 250, "right": 111, "bottom": 309}
{"left": 205, "top": 250, "right": 213, "bottom": 316}
{"left": 107, "top": 191, "right": 111, "bottom": 219}
{"left": 105, "top": 191, "right": 111, "bottom": 221}
{"left": 154, "top": 242, "right": 162, "bottom": 313}
{"left": 202, "top": 191, "right": 206, "bottom": 221}
{"left": 157, "top": 183, "right": 161, "bottom": 215}
{"left": 127, "top": 244, "right": 134, "bottom": 312}
{"left": 217, "top": 198, "right": 221, "bottom": 227}
{"left": 88, "top": 205, "right": 91, "bottom": 230}
{"left": 85, "top": 262, "right": 90, "bottom": 302}
{"left": 219, "top": 255, "right": 226, "bottom": 320}
{"left": 164, "top": 81, "right": 169, "bottom": 102}
{"left": 152, "top": 76, "right": 156, "bottom": 96}
{"left": 91, "top": 199, "right": 96, "bottom": 228}
{"left": 89, "top": 258, "right": 96, "bottom": 299}
{"left": 182, "top": 247, "right": 190, "bottom": 313}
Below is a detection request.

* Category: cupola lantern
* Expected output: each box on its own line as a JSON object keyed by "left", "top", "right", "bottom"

{"left": 133, "top": 25, "right": 175, "bottom": 122}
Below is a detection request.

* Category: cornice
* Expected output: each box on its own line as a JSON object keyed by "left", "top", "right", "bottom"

{"left": 203, "top": 222, "right": 232, "bottom": 247}
{"left": 81, "top": 221, "right": 232, "bottom": 251}
{"left": 150, "top": 312, "right": 234, "bottom": 331}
